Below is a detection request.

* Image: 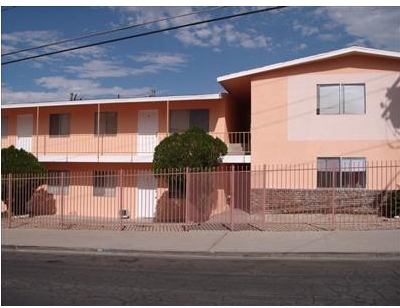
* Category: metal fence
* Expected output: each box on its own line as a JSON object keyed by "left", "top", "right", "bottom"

{"left": 1, "top": 161, "right": 399, "bottom": 231}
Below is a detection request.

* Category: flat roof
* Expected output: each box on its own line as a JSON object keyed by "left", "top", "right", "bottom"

{"left": 1, "top": 93, "right": 223, "bottom": 109}
{"left": 217, "top": 46, "right": 400, "bottom": 83}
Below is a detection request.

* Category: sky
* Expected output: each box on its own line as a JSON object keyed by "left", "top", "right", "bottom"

{"left": 1, "top": 4, "right": 400, "bottom": 104}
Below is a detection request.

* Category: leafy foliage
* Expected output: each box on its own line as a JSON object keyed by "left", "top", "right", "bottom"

{"left": 1, "top": 146, "right": 47, "bottom": 215}
{"left": 382, "top": 190, "right": 400, "bottom": 218}
{"left": 152, "top": 126, "right": 227, "bottom": 171}
{"left": 152, "top": 126, "right": 227, "bottom": 200}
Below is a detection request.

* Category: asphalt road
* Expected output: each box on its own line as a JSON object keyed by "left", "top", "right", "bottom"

{"left": 2, "top": 250, "right": 399, "bottom": 305}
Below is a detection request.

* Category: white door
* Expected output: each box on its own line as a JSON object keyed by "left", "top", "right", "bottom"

{"left": 137, "top": 110, "right": 158, "bottom": 154}
{"left": 136, "top": 173, "right": 157, "bottom": 218}
{"left": 17, "top": 114, "right": 33, "bottom": 152}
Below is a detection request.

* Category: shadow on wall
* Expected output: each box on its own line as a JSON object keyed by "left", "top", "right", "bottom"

{"left": 381, "top": 75, "right": 400, "bottom": 148}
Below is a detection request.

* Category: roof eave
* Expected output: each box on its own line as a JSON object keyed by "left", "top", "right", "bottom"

{"left": 217, "top": 46, "right": 400, "bottom": 83}
{"left": 1, "top": 93, "right": 223, "bottom": 109}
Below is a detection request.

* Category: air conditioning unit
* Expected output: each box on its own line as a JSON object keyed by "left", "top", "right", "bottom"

{"left": 120, "top": 209, "right": 130, "bottom": 219}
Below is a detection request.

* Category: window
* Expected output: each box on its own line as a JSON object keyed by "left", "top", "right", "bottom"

{"left": 49, "top": 114, "right": 70, "bottom": 136}
{"left": 169, "top": 109, "right": 209, "bottom": 133}
{"left": 1, "top": 117, "right": 9, "bottom": 138}
{"left": 94, "top": 112, "right": 117, "bottom": 135}
{"left": 317, "top": 157, "right": 366, "bottom": 188}
{"left": 48, "top": 170, "right": 70, "bottom": 195}
{"left": 93, "top": 171, "right": 117, "bottom": 197}
{"left": 317, "top": 84, "right": 365, "bottom": 115}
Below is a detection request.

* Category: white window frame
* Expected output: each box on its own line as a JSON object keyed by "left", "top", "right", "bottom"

{"left": 317, "top": 83, "right": 366, "bottom": 115}
{"left": 317, "top": 157, "right": 366, "bottom": 188}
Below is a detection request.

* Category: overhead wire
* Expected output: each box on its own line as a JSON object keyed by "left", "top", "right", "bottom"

{"left": 2, "top": 6, "right": 227, "bottom": 57}
{"left": 1, "top": 6, "right": 287, "bottom": 66}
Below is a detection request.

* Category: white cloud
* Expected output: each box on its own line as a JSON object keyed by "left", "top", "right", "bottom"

{"left": 65, "top": 60, "right": 131, "bottom": 79}
{"left": 113, "top": 7, "right": 270, "bottom": 50}
{"left": 1, "top": 29, "right": 107, "bottom": 65}
{"left": 2, "top": 77, "right": 152, "bottom": 104}
{"left": 133, "top": 52, "right": 187, "bottom": 66}
{"left": 114, "top": 6, "right": 202, "bottom": 29}
{"left": 1, "top": 30, "right": 59, "bottom": 46}
{"left": 65, "top": 53, "right": 188, "bottom": 79}
{"left": 319, "top": 7, "right": 400, "bottom": 50}
{"left": 293, "top": 21, "right": 319, "bottom": 36}
{"left": 175, "top": 23, "right": 270, "bottom": 49}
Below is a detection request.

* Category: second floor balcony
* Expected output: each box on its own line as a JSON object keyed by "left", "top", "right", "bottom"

{"left": 1, "top": 131, "right": 251, "bottom": 164}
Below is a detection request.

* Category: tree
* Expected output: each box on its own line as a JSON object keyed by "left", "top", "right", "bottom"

{"left": 1, "top": 146, "right": 47, "bottom": 215}
{"left": 152, "top": 127, "right": 227, "bottom": 222}
{"left": 152, "top": 126, "right": 227, "bottom": 172}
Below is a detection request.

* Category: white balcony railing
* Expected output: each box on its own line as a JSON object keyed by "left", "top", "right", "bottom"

{"left": 2, "top": 132, "right": 251, "bottom": 159}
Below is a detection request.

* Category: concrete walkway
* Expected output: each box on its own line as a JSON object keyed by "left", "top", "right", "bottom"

{"left": 2, "top": 228, "right": 400, "bottom": 259}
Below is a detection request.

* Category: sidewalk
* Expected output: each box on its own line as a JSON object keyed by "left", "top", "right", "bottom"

{"left": 2, "top": 228, "right": 400, "bottom": 259}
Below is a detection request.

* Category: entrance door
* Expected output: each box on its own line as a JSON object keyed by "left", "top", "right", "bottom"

{"left": 17, "top": 114, "right": 33, "bottom": 152}
{"left": 136, "top": 173, "right": 157, "bottom": 218}
{"left": 137, "top": 110, "right": 158, "bottom": 154}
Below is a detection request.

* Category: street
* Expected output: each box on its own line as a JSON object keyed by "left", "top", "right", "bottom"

{"left": 2, "top": 250, "right": 399, "bottom": 305}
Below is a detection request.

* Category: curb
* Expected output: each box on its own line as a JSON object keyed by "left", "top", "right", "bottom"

{"left": 3, "top": 245, "right": 400, "bottom": 261}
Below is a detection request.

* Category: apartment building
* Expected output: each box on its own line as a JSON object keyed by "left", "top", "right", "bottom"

{"left": 1, "top": 46, "right": 399, "bottom": 221}
{"left": 219, "top": 46, "right": 400, "bottom": 189}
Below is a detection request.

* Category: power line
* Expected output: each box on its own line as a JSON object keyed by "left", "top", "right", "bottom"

{"left": 1, "top": 6, "right": 287, "bottom": 66}
{"left": 2, "top": 6, "right": 227, "bottom": 57}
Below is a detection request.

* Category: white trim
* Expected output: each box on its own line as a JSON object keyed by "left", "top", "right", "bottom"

{"left": 38, "top": 154, "right": 154, "bottom": 163}
{"left": 2, "top": 93, "right": 222, "bottom": 109}
{"left": 222, "top": 155, "right": 251, "bottom": 163}
{"left": 38, "top": 154, "right": 251, "bottom": 164}
{"left": 217, "top": 46, "right": 400, "bottom": 82}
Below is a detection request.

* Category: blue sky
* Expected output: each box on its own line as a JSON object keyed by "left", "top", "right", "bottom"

{"left": 1, "top": 5, "right": 400, "bottom": 104}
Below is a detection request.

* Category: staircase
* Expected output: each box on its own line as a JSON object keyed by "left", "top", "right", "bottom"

{"left": 227, "top": 143, "right": 245, "bottom": 155}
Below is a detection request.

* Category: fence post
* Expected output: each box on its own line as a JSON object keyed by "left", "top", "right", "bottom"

{"left": 230, "top": 165, "right": 235, "bottom": 231}
{"left": 119, "top": 169, "right": 124, "bottom": 231}
{"left": 331, "top": 169, "right": 336, "bottom": 230}
{"left": 60, "top": 172, "right": 65, "bottom": 230}
{"left": 7, "top": 173, "right": 12, "bottom": 228}
{"left": 262, "top": 165, "right": 266, "bottom": 231}
{"left": 185, "top": 167, "right": 190, "bottom": 229}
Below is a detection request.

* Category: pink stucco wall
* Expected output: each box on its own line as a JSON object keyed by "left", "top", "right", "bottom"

{"left": 251, "top": 55, "right": 400, "bottom": 167}
{"left": 2, "top": 97, "right": 232, "bottom": 157}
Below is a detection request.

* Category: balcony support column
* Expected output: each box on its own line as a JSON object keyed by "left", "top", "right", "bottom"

{"left": 166, "top": 100, "right": 170, "bottom": 137}
{"left": 97, "top": 103, "right": 100, "bottom": 160}
{"left": 36, "top": 106, "right": 39, "bottom": 157}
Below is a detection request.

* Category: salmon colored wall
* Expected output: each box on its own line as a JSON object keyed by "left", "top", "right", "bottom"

{"left": 37, "top": 162, "right": 233, "bottom": 220}
{"left": 2, "top": 98, "right": 230, "bottom": 156}
{"left": 251, "top": 55, "right": 400, "bottom": 167}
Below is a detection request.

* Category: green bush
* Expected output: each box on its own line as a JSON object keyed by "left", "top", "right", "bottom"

{"left": 382, "top": 190, "right": 400, "bottom": 218}
{"left": 1, "top": 146, "right": 47, "bottom": 215}
{"left": 153, "top": 126, "right": 227, "bottom": 196}
{"left": 153, "top": 126, "right": 227, "bottom": 171}
{"left": 152, "top": 127, "right": 227, "bottom": 222}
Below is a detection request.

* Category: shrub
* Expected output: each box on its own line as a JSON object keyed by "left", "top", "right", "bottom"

{"left": 152, "top": 127, "right": 227, "bottom": 222}
{"left": 1, "top": 146, "right": 47, "bottom": 215}
{"left": 382, "top": 190, "right": 400, "bottom": 218}
{"left": 153, "top": 126, "right": 227, "bottom": 197}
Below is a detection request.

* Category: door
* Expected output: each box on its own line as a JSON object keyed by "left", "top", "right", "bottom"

{"left": 17, "top": 114, "right": 33, "bottom": 152}
{"left": 136, "top": 173, "right": 157, "bottom": 218}
{"left": 137, "top": 110, "right": 158, "bottom": 154}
